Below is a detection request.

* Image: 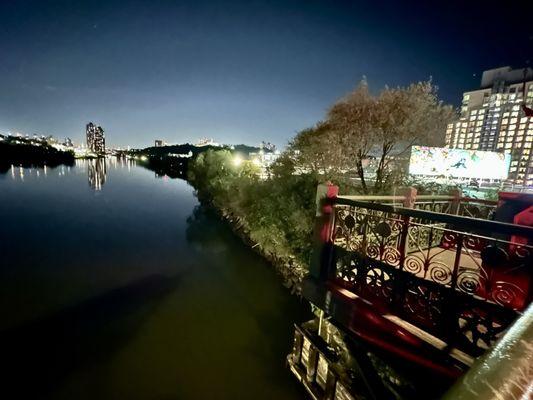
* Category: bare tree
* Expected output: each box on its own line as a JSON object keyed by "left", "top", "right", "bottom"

{"left": 372, "top": 81, "right": 455, "bottom": 191}
{"left": 326, "top": 80, "right": 377, "bottom": 192}
{"left": 286, "top": 79, "right": 455, "bottom": 194}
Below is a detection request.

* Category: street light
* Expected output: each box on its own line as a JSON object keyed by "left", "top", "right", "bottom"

{"left": 233, "top": 155, "right": 243, "bottom": 167}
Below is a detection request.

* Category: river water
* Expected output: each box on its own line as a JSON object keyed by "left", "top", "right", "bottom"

{"left": 0, "top": 158, "right": 309, "bottom": 400}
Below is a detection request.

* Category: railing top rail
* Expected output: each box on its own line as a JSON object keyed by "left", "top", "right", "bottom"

{"left": 412, "top": 195, "right": 455, "bottom": 201}
{"left": 331, "top": 197, "right": 533, "bottom": 238}
{"left": 337, "top": 195, "right": 408, "bottom": 201}
{"left": 338, "top": 195, "right": 498, "bottom": 204}
{"left": 339, "top": 195, "right": 456, "bottom": 202}
{"left": 459, "top": 197, "right": 498, "bottom": 206}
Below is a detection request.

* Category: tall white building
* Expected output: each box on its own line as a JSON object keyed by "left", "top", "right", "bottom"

{"left": 446, "top": 66, "right": 533, "bottom": 186}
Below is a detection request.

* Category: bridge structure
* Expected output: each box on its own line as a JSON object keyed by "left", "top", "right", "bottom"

{"left": 288, "top": 185, "right": 533, "bottom": 399}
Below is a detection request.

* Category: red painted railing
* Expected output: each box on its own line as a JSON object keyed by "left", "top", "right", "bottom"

{"left": 322, "top": 196, "right": 532, "bottom": 358}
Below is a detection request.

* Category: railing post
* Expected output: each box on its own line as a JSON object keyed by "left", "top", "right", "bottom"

{"left": 450, "top": 188, "right": 463, "bottom": 215}
{"left": 306, "top": 346, "right": 319, "bottom": 384}
{"left": 323, "top": 369, "right": 337, "bottom": 400}
{"left": 398, "top": 215, "right": 410, "bottom": 272}
{"left": 402, "top": 186, "right": 417, "bottom": 208}
{"left": 290, "top": 328, "right": 304, "bottom": 365}
{"left": 398, "top": 186, "right": 415, "bottom": 255}
{"left": 309, "top": 182, "right": 339, "bottom": 281}
{"left": 393, "top": 214, "right": 411, "bottom": 315}
{"left": 449, "top": 234, "right": 463, "bottom": 291}
{"left": 444, "top": 233, "right": 464, "bottom": 346}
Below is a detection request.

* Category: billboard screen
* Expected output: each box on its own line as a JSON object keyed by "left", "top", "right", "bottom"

{"left": 409, "top": 146, "right": 511, "bottom": 179}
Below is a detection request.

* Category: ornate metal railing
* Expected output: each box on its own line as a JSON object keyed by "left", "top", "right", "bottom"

{"left": 340, "top": 194, "right": 498, "bottom": 220}
{"left": 326, "top": 198, "right": 532, "bottom": 358}
{"left": 456, "top": 198, "right": 497, "bottom": 220}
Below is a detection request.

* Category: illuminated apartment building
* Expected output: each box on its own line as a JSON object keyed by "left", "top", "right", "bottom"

{"left": 86, "top": 122, "right": 106, "bottom": 154}
{"left": 445, "top": 66, "right": 533, "bottom": 185}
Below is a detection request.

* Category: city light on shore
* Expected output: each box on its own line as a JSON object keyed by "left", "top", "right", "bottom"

{"left": 233, "top": 155, "right": 243, "bottom": 167}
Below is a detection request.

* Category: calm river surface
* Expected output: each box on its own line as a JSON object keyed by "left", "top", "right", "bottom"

{"left": 0, "top": 158, "right": 309, "bottom": 400}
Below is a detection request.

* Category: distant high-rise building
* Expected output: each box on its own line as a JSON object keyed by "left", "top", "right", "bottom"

{"left": 154, "top": 140, "right": 166, "bottom": 147}
{"left": 64, "top": 137, "right": 73, "bottom": 147}
{"left": 446, "top": 66, "right": 533, "bottom": 185}
{"left": 86, "top": 122, "right": 105, "bottom": 154}
{"left": 196, "top": 138, "right": 220, "bottom": 147}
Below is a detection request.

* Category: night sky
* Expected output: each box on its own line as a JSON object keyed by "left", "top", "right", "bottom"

{"left": 1, "top": 0, "right": 532, "bottom": 148}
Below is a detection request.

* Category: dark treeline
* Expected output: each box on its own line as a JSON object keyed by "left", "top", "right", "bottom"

{"left": 142, "top": 155, "right": 189, "bottom": 179}
{"left": 135, "top": 143, "right": 265, "bottom": 180}
{"left": 0, "top": 141, "right": 75, "bottom": 172}
{"left": 133, "top": 143, "right": 263, "bottom": 159}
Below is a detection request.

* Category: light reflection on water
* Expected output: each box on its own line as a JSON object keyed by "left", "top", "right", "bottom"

{"left": 0, "top": 159, "right": 308, "bottom": 400}
{"left": 6, "top": 157, "right": 139, "bottom": 190}
{"left": 88, "top": 158, "right": 107, "bottom": 190}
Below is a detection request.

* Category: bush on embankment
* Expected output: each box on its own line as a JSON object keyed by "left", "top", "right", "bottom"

{"left": 187, "top": 149, "right": 318, "bottom": 293}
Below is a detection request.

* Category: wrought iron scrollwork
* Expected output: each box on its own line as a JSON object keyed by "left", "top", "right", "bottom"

{"left": 456, "top": 267, "right": 485, "bottom": 295}
{"left": 401, "top": 280, "right": 445, "bottom": 332}
{"left": 336, "top": 252, "right": 359, "bottom": 286}
{"left": 459, "top": 202, "right": 496, "bottom": 220}
{"left": 456, "top": 304, "right": 514, "bottom": 355}
{"left": 334, "top": 205, "right": 403, "bottom": 267}
{"left": 328, "top": 201, "right": 531, "bottom": 358}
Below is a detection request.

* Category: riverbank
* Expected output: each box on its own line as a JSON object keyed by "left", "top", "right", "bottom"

{"left": 197, "top": 192, "right": 308, "bottom": 294}
{"left": 189, "top": 186, "right": 311, "bottom": 294}
{"left": 139, "top": 149, "right": 316, "bottom": 294}
{"left": 0, "top": 139, "right": 75, "bottom": 172}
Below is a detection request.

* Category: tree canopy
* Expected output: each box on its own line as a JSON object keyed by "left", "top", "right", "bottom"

{"left": 287, "top": 80, "right": 455, "bottom": 192}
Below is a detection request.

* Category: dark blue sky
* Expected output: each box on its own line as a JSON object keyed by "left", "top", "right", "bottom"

{"left": 1, "top": 0, "right": 532, "bottom": 148}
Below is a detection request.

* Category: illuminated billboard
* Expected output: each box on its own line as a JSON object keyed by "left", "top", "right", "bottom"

{"left": 409, "top": 146, "right": 511, "bottom": 179}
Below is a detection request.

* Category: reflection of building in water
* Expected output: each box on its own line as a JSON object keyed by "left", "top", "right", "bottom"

{"left": 88, "top": 158, "right": 107, "bottom": 190}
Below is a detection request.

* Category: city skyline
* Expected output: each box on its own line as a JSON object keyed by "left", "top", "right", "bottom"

{"left": 1, "top": 0, "right": 532, "bottom": 148}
